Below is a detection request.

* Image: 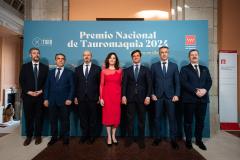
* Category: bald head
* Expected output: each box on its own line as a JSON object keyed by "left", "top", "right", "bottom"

{"left": 83, "top": 50, "right": 92, "bottom": 64}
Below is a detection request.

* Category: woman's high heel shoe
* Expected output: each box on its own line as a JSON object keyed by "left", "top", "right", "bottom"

{"left": 112, "top": 137, "right": 118, "bottom": 145}
{"left": 107, "top": 138, "right": 112, "bottom": 147}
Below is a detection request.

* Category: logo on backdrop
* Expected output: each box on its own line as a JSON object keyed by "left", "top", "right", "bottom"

{"left": 32, "top": 37, "right": 53, "bottom": 47}
{"left": 185, "top": 35, "right": 196, "bottom": 49}
{"left": 221, "top": 59, "right": 226, "bottom": 64}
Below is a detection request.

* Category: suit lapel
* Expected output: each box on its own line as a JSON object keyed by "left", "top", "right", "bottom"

{"left": 58, "top": 69, "right": 65, "bottom": 82}
{"left": 87, "top": 64, "right": 94, "bottom": 78}
{"left": 137, "top": 65, "right": 143, "bottom": 81}
{"left": 188, "top": 64, "right": 199, "bottom": 78}
{"left": 79, "top": 65, "right": 84, "bottom": 78}
{"left": 166, "top": 62, "right": 171, "bottom": 77}
{"left": 157, "top": 62, "right": 164, "bottom": 78}
{"left": 28, "top": 62, "right": 35, "bottom": 79}
{"left": 131, "top": 65, "right": 135, "bottom": 80}
{"left": 199, "top": 65, "right": 204, "bottom": 79}
{"left": 38, "top": 63, "right": 43, "bottom": 81}
{"left": 53, "top": 68, "right": 57, "bottom": 81}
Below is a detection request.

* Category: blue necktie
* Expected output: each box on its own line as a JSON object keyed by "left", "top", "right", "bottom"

{"left": 134, "top": 64, "right": 139, "bottom": 81}
{"left": 162, "top": 62, "right": 167, "bottom": 77}
{"left": 33, "top": 64, "right": 38, "bottom": 90}
{"left": 56, "top": 68, "right": 61, "bottom": 81}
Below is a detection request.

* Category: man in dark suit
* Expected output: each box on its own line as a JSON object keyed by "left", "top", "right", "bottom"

{"left": 151, "top": 46, "right": 180, "bottom": 149}
{"left": 74, "top": 50, "right": 101, "bottom": 144}
{"left": 180, "top": 49, "right": 212, "bottom": 150}
{"left": 19, "top": 47, "right": 49, "bottom": 146}
{"left": 44, "top": 53, "right": 74, "bottom": 145}
{"left": 122, "top": 49, "right": 152, "bottom": 149}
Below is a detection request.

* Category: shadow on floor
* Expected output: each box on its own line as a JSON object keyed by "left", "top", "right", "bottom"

{"left": 33, "top": 138, "right": 206, "bottom": 160}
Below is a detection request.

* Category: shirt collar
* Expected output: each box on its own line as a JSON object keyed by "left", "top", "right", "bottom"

{"left": 32, "top": 61, "right": 39, "bottom": 65}
{"left": 191, "top": 63, "right": 199, "bottom": 67}
{"left": 133, "top": 63, "right": 140, "bottom": 66}
{"left": 161, "top": 59, "right": 168, "bottom": 64}
{"left": 56, "top": 66, "right": 64, "bottom": 70}
{"left": 84, "top": 62, "right": 92, "bottom": 66}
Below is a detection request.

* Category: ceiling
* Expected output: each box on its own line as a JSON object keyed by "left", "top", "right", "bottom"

{"left": 2, "top": 0, "right": 24, "bottom": 14}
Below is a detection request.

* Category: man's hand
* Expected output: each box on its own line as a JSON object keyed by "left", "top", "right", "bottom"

{"left": 27, "top": 91, "right": 37, "bottom": 97}
{"left": 151, "top": 94, "right": 158, "bottom": 101}
{"left": 144, "top": 97, "right": 150, "bottom": 105}
{"left": 35, "top": 90, "right": 43, "bottom": 96}
{"left": 43, "top": 100, "right": 49, "bottom": 107}
{"left": 74, "top": 98, "right": 79, "bottom": 105}
{"left": 65, "top": 100, "right": 72, "bottom": 106}
{"left": 172, "top": 96, "right": 179, "bottom": 102}
{"left": 196, "top": 88, "right": 207, "bottom": 97}
{"left": 122, "top": 96, "right": 127, "bottom": 105}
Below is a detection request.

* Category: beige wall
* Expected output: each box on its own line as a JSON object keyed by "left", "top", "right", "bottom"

{"left": 218, "top": 0, "right": 240, "bottom": 122}
{"left": 69, "top": 0, "right": 171, "bottom": 20}
{"left": 218, "top": 0, "right": 240, "bottom": 51}
{"left": 0, "top": 36, "right": 21, "bottom": 105}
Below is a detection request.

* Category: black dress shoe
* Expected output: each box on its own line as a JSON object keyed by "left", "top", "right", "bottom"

{"left": 23, "top": 137, "right": 32, "bottom": 146}
{"left": 48, "top": 138, "right": 58, "bottom": 146}
{"left": 171, "top": 140, "right": 179, "bottom": 150}
{"left": 63, "top": 138, "right": 69, "bottom": 145}
{"left": 35, "top": 136, "right": 42, "bottom": 145}
{"left": 152, "top": 138, "right": 161, "bottom": 146}
{"left": 185, "top": 141, "right": 193, "bottom": 149}
{"left": 88, "top": 137, "right": 95, "bottom": 144}
{"left": 79, "top": 137, "right": 88, "bottom": 144}
{"left": 124, "top": 138, "right": 133, "bottom": 147}
{"left": 196, "top": 141, "right": 207, "bottom": 150}
{"left": 138, "top": 140, "right": 146, "bottom": 149}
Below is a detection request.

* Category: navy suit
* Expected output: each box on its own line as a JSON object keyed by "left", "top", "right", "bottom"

{"left": 180, "top": 64, "right": 212, "bottom": 142}
{"left": 122, "top": 65, "right": 152, "bottom": 139}
{"left": 75, "top": 63, "right": 101, "bottom": 138}
{"left": 151, "top": 61, "right": 180, "bottom": 140}
{"left": 44, "top": 68, "right": 74, "bottom": 138}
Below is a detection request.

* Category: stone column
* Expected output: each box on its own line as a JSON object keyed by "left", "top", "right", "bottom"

{"left": 25, "top": 0, "right": 69, "bottom": 20}
{"left": 171, "top": 0, "right": 220, "bottom": 136}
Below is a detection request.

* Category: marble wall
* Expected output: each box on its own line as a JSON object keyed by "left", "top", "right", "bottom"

{"left": 171, "top": 0, "right": 219, "bottom": 136}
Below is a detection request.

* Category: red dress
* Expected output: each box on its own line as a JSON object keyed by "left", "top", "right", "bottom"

{"left": 100, "top": 68, "right": 122, "bottom": 128}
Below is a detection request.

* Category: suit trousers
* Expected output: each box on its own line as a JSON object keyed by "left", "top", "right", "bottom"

{"left": 23, "top": 95, "right": 44, "bottom": 137}
{"left": 49, "top": 103, "right": 70, "bottom": 138}
{"left": 78, "top": 96, "right": 98, "bottom": 138}
{"left": 155, "top": 94, "right": 177, "bottom": 140}
{"left": 127, "top": 95, "right": 146, "bottom": 139}
{"left": 184, "top": 102, "right": 207, "bottom": 142}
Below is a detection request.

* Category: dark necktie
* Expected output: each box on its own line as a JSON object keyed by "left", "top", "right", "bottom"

{"left": 134, "top": 64, "right": 139, "bottom": 81}
{"left": 162, "top": 62, "right": 167, "bottom": 77}
{"left": 85, "top": 65, "right": 89, "bottom": 78}
{"left": 56, "top": 68, "right": 61, "bottom": 81}
{"left": 34, "top": 64, "right": 38, "bottom": 91}
{"left": 194, "top": 65, "right": 200, "bottom": 77}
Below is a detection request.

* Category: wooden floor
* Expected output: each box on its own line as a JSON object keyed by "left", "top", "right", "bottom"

{"left": 33, "top": 138, "right": 206, "bottom": 160}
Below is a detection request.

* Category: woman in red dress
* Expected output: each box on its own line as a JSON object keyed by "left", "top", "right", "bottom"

{"left": 100, "top": 52, "right": 122, "bottom": 146}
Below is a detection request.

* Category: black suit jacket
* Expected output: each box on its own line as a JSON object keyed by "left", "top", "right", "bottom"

{"left": 180, "top": 64, "right": 212, "bottom": 103}
{"left": 19, "top": 62, "right": 49, "bottom": 98}
{"left": 75, "top": 63, "right": 101, "bottom": 101}
{"left": 122, "top": 65, "right": 152, "bottom": 103}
